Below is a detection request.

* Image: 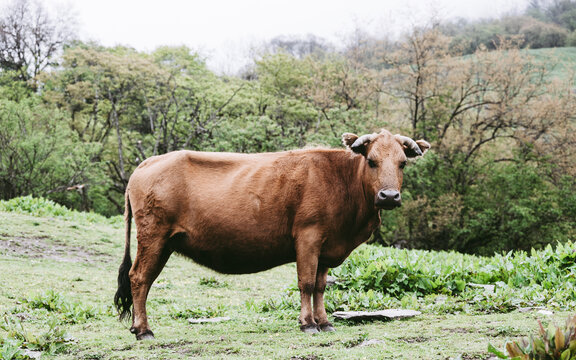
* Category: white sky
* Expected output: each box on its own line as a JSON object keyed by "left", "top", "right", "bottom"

{"left": 5, "top": 0, "right": 529, "bottom": 73}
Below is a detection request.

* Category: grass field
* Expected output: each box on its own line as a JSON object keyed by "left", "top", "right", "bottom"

{"left": 0, "top": 209, "right": 572, "bottom": 360}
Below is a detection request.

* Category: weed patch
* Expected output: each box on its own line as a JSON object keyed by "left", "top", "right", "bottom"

{"left": 0, "top": 317, "right": 73, "bottom": 357}
{"left": 22, "top": 290, "right": 101, "bottom": 324}
{"left": 341, "top": 333, "right": 368, "bottom": 348}
{"left": 169, "top": 304, "right": 226, "bottom": 320}
{"left": 199, "top": 276, "right": 229, "bottom": 288}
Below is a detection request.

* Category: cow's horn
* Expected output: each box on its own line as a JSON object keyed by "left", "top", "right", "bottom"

{"left": 395, "top": 134, "right": 423, "bottom": 157}
{"left": 351, "top": 134, "right": 374, "bottom": 152}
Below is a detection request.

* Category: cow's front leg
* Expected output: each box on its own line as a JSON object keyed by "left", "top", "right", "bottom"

{"left": 314, "top": 265, "right": 335, "bottom": 332}
{"left": 295, "top": 229, "right": 321, "bottom": 334}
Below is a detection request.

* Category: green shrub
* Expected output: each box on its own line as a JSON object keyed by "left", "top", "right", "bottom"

{"left": 252, "top": 242, "right": 576, "bottom": 315}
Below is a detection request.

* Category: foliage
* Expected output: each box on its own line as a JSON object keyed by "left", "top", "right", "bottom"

{"left": 489, "top": 314, "right": 576, "bottom": 359}
{"left": 0, "top": 196, "right": 122, "bottom": 225}
{"left": 169, "top": 305, "right": 226, "bottom": 320}
{"left": 0, "top": 339, "right": 23, "bottom": 360}
{"left": 244, "top": 290, "right": 300, "bottom": 320}
{"left": 198, "top": 277, "right": 229, "bottom": 288}
{"left": 381, "top": 154, "right": 576, "bottom": 254}
{"left": 0, "top": 290, "right": 101, "bottom": 357}
{"left": 0, "top": 316, "right": 72, "bottom": 357}
{"left": 0, "top": 98, "right": 101, "bottom": 206}
{"left": 252, "top": 242, "right": 576, "bottom": 316}
{"left": 22, "top": 290, "right": 101, "bottom": 324}
{"left": 376, "top": 27, "right": 576, "bottom": 253}
{"left": 527, "top": 0, "right": 576, "bottom": 32}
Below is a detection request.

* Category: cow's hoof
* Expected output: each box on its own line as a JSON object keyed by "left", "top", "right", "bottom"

{"left": 136, "top": 330, "right": 155, "bottom": 340}
{"left": 300, "top": 324, "right": 320, "bottom": 334}
{"left": 319, "top": 323, "right": 336, "bottom": 332}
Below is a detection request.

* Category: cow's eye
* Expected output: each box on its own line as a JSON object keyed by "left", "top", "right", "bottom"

{"left": 399, "top": 161, "right": 407, "bottom": 169}
{"left": 368, "top": 159, "right": 378, "bottom": 168}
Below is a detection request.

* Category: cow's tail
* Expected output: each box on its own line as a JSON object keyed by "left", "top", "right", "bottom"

{"left": 114, "top": 191, "right": 133, "bottom": 322}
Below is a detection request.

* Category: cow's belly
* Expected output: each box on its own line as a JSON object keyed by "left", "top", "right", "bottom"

{"left": 170, "top": 232, "right": 296, "bottom": 274}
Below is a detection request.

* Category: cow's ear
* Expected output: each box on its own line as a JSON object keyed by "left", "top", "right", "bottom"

{"left": 343, "top": 133, "right": 374, "bottom": 155}
{"left": 395, "top": 135, "right": 431, "bottom": 158}
{"left": 342, "top": 133, "right": 358, "bottom": 148}
{"left": 415, "top": 140, "right": 431, "bottom": 156}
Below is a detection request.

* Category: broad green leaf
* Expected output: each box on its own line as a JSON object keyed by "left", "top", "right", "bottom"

{"left": 488, "top": 343, "right": 508, "bottom": 358}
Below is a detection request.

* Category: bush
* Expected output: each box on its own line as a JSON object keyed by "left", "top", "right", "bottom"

{"left": 520, "top": 18, "right": 568, "bottom": 48}
{"left": 252, "top": 242, "right": 576, "bottom": 316}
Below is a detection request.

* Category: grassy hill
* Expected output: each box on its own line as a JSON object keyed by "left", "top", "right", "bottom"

{"left": 0, "top": 197, "right": 573, "bottom": 359}
{"left": 527, "top": 47, "right": 576, "bottom": 79}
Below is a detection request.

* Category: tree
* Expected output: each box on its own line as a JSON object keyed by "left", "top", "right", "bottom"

{"left": 378, "top": 27, "right": 576, "bottom": 253}
{"left": 0, "top": 0, "right": 76, "bottom": 87}
{"left": 42, "top": 44, "right": 252, "bottom": 212}
{"left": 263, "top": 34, "right": 334, "bottom": 59}
{"left": 0, "top": 98, "right": 99, "bottom": 207}
{"left": 527, "top": 0, "right": 576, "bottom": 31}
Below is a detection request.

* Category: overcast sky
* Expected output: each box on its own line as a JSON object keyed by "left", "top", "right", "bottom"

{"left": 5, "top": 0, "right": 529, "bottom": 73}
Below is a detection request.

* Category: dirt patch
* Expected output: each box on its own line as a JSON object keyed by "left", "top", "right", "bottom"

{"left": 399, "top": 336, "right": 434, "bottom": 343}
{"left": 444, "top": 327, "right": 474, "bottom": 334}
{"left": 0, "top": 234, "right": 111, "bottom": 263}
{"left": 454, "top": 353, "right": 494, "bottom": 360}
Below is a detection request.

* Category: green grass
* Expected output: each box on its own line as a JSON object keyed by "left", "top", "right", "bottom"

{"left": 0, "top": 199, "right": 573, "bottom": 359}
{"left": 527, "top": 47, "right": 576, "bottom": 80}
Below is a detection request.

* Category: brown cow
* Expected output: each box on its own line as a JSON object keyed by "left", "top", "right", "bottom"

{"left": 114, "top": 128, "right": 430, "bottom": 340}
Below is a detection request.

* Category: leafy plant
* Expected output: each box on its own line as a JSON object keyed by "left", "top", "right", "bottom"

{"left": 170, "top": 305, "right": 226, "bottom": 319}
{"left": 0, "top": 316, "right": 72, "bottom": 356}
{"left": 253, "top": 242, "right": 576, "bottom": 316}
{"left": 23, "top": 290, "right": 100, "bottom": 324}
{"left": 198, "top": 276, "right": 229, "bottom": 288}
{"left": 489, "top": 314, "right": 576, "bottom": 359}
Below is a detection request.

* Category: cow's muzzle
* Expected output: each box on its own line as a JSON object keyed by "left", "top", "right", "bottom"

{"left": 376, "top": 189, "right": 402, "bottom": 210}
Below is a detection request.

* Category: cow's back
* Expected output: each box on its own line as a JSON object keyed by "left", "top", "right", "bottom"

{"left": 127, "top": 149, "right": 366, "bottom": 274}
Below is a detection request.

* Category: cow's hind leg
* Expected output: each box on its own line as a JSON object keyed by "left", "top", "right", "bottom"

{"left": 129, "top": 228, "right": 173, "bottom": 340}
{"left": 313, "top": 265, "right": 335, "bottom": 332}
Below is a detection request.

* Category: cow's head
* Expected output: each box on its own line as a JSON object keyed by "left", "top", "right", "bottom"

{"left": 343, "top": 129, "right": 430, "bottom": 210}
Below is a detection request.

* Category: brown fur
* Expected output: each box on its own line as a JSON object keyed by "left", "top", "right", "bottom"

{"left": 114, "top": 129, "right": 430, "bottom": 339}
